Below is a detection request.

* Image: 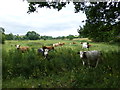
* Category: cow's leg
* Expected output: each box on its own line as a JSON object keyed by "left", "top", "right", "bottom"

{"left": 95, "top": 59, "right": 99, "bottom": 68}
{"left": 88, "top": 60, "right": 91, "bottom": 68}
{"left": 82, "top": 60, "right": 85, "bottom": 66}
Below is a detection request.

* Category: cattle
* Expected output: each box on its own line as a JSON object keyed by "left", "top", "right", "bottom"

{"left": 38, "top": 48, "right": 44, "bottom": 56}
{"left": 37, "top": 48, "right": 49, "bottom": 59}
{"left": 38, "top": 46, "right": 54, "bottom": 59}
{"left": 59, "top": 42, "right": 65, "bottom": 46}
{"left": 38, "top": 48, "right": 44, "bottom": 53}
{"left": 77, "top": 50, "right": 101, "bottom": 68}
{"left": 70, "top": 42, "right": 77, "bottom": 45}
{"left": 81, "top": 42, "right": 90, "bottom": 50}
{"left": 15, "top": 45, "right": 29, "bottom": 53}
{"left": 72, "top": 42, "right": 77, "bottom": 44}
{"left": 42, "top": 46, "right": 54, "bottom": 50}
{"left": 53, "top": 42, "right": 65, "bottom": 47}
{"left": 53, "top": 43, "right": 59, "bottom": 47}
{"left": 43, "top": 49, "right": 49, "bottom": 59}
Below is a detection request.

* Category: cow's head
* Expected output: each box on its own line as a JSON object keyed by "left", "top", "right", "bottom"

{"left": 44, "top": 49, "right": 49, "bottom": 56}
{"left": 15, "top": 45, "right": 20, "bottom": 49}
{"left": 77, "top": 51, "right": 87, "bottom": 59}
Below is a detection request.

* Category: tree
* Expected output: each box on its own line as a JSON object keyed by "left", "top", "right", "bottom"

{"left": 66, "top": 35, "right": 74, "bottom": 40}
{"left": 5, "top": 33, "right": 14, "bottom": 40}
{"left": 14, "top": 34, "right": 23, "bottom": 40}
{"left": 77, "top": 2, "right": 120, "bottom": 42}
{"left": 41, "top": 35, "right": 53, "bottom": 40}
{"left": 27, "top": 2, "right": 68, "bottom": 13}
{"left": 55, "top": 36, "right": 66, "bottom": 40}
{"left": 26, "top": 1, "right": 120, "bottom": 42}
{"left": 0, "top": 27, "right": 5, "bottom": 44}
{"left": 25, "top": 31, "right": 40, "bottom": 40}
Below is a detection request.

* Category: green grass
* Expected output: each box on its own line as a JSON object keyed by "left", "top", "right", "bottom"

{"left": 2, "top": 39, "right": 120, "bottom": 88}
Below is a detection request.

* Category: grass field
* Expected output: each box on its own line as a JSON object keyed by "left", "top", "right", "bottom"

{"left": 2, "top": 38, "right": 120, "bottom": 88}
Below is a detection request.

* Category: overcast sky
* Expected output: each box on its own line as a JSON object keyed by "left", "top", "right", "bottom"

{"left": 0, "top": 0, "right": 86, "bottom": 37}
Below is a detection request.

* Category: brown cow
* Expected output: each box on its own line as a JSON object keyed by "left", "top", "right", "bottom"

{"left": 15, "top": 45, "right": 29, "bottom": 53}
{"left": 42, "top": 46, "right": 54, "bottom": 50}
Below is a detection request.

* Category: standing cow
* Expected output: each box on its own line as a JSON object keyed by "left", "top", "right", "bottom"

{"left": 77, "top": 50, "right": 101, "bottom": 68}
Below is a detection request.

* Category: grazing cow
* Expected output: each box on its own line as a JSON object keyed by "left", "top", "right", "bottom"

{"left": 72, "top": 42, "right": 77, "bottom": 44}
{"left": 38, "top": 46, "right": 54, "bottom": 59}
{"left": 53, "top": 43, "right": 59, "bottom": 47}
{"left": 43, "top": 49, "right": 49, "bottom": 59}
{"left": 70, "top": 42, "right": 76, "bottom": 45}
{"left": 42, "top": 46, "right": 54, "bottom": 50}
{"left": 15, "top": 45, "right": 29, "bottom": 53}
{"left": 77, "top": 50, "right": 101, "bottom": 68}
{"left": 81, "top": 42, "right": 90, "bottom": 50}
{"left": 37, "top": 48, "right": 49, "bottom": 59}
{"left": 59, "top": 42, "right": 65, "bottom": 46}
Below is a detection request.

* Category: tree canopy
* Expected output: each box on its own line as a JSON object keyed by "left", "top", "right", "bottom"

{"left": 76, "top": 2, "right": 120, "bottom": 42}
{"left": 5, "top": 33, "right": 14, "bottom": 40}
{"left": 25, "top": 31, "right": 40, "bottom": 40}
{"left": 27, "top": 1, "right": 120, "bottom": 42}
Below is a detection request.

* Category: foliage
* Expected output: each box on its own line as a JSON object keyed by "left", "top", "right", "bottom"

{"left": 41, "top": 36, "right": 53, "bottom": 40}
{"left": 25, "top": 31, "right": 40, "bottom": 40}
{"left": 14, "top": 34, "right": 23, "bottom": 40}
{"left": 66, "top": 35, "right": 74, "bottom": 40}
{"left": 54, "top": 36, "right": 65, "bottom": 40}
{"left": 5, "top": 33, "right": 14, "bottom": 40}
{"left": 27, "top": 2, "right": 68, "bottom": 13}
{"left": 4, "top": 32, "right": 79, "bottom": 40}
{"left": 76, "top": 2, "right": 120, "bottom": 42}
{"left": 26, "top": 1, "right": 120, "bottom": 42}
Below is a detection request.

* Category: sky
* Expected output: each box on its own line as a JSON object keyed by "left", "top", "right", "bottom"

{"left": 0, "top": 0, "right": 86, "bottom": 37}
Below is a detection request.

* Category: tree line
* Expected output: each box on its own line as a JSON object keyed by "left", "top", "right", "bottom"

{"left": 0, "top": 27, "right": 79, "bottom": 44}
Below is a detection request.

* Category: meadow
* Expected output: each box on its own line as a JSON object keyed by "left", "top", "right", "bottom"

{"left": 2, "top": 38, "right": 120, "bottom": 88}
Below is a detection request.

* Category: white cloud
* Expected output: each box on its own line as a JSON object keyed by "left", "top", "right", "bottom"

{"left": 0, "top": 0, "right": 86, "bottom": 37}
{"left": 41, "top": 28, "right": 79, "bottom": 37}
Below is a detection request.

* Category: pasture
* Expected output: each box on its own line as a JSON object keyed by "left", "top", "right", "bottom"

{"left": 2, "top": 39, "right": 120, "bottom": 88}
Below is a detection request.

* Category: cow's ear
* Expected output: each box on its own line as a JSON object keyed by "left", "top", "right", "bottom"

{"left": 77, "top": 51, "right": 80, "bottom": 54}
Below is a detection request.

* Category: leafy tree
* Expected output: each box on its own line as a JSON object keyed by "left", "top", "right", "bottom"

{"left": 27, "top": 2, "right": 68, "bottom": 13}
{"left": 14, "top": 34, "right": 23, "bottom": 40}
{"left": 76, "top": 2, "right": 120, "bottom": 42}
{"left": 41, "top": 35, "right": 53, "bottom": 40}
{"left": 22, "top": 35, "right": 29, "bottom": 40}
{"left": 25, "top": 31, "right": 40, "bottom": 40}
{"left": 26, "top": 1, "right": 120, "bottom": 42}
{"left": 5, "top": 33, "right": 14, "bottom": 40}
{"left": 66, "top": 35, "right": 74, "bottom": 40}
{"left": 0, "top": 27, "right": 5, "bottom": 44}
{"left": 55, "top": 36, "right": 66, "bottom": 40}
{"left": 61, "top": 36, "right": 66, "bottom": 40}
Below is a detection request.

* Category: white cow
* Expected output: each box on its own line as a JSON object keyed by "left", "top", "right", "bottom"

{"left": 81, "top": 42, "right": 90, "bottom": 50}
{"left": 43, "top": 49, "right": 49, "bottom": 59}
{"left": 78, "top": 50, "right": 101, "bottom": 68}
{"left": 38, "top": 48, "right": 49, "bottom": 59}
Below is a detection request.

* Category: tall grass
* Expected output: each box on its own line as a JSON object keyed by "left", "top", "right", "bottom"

{"left": 2, "top": 40, "right": 120, "bottom": 88}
